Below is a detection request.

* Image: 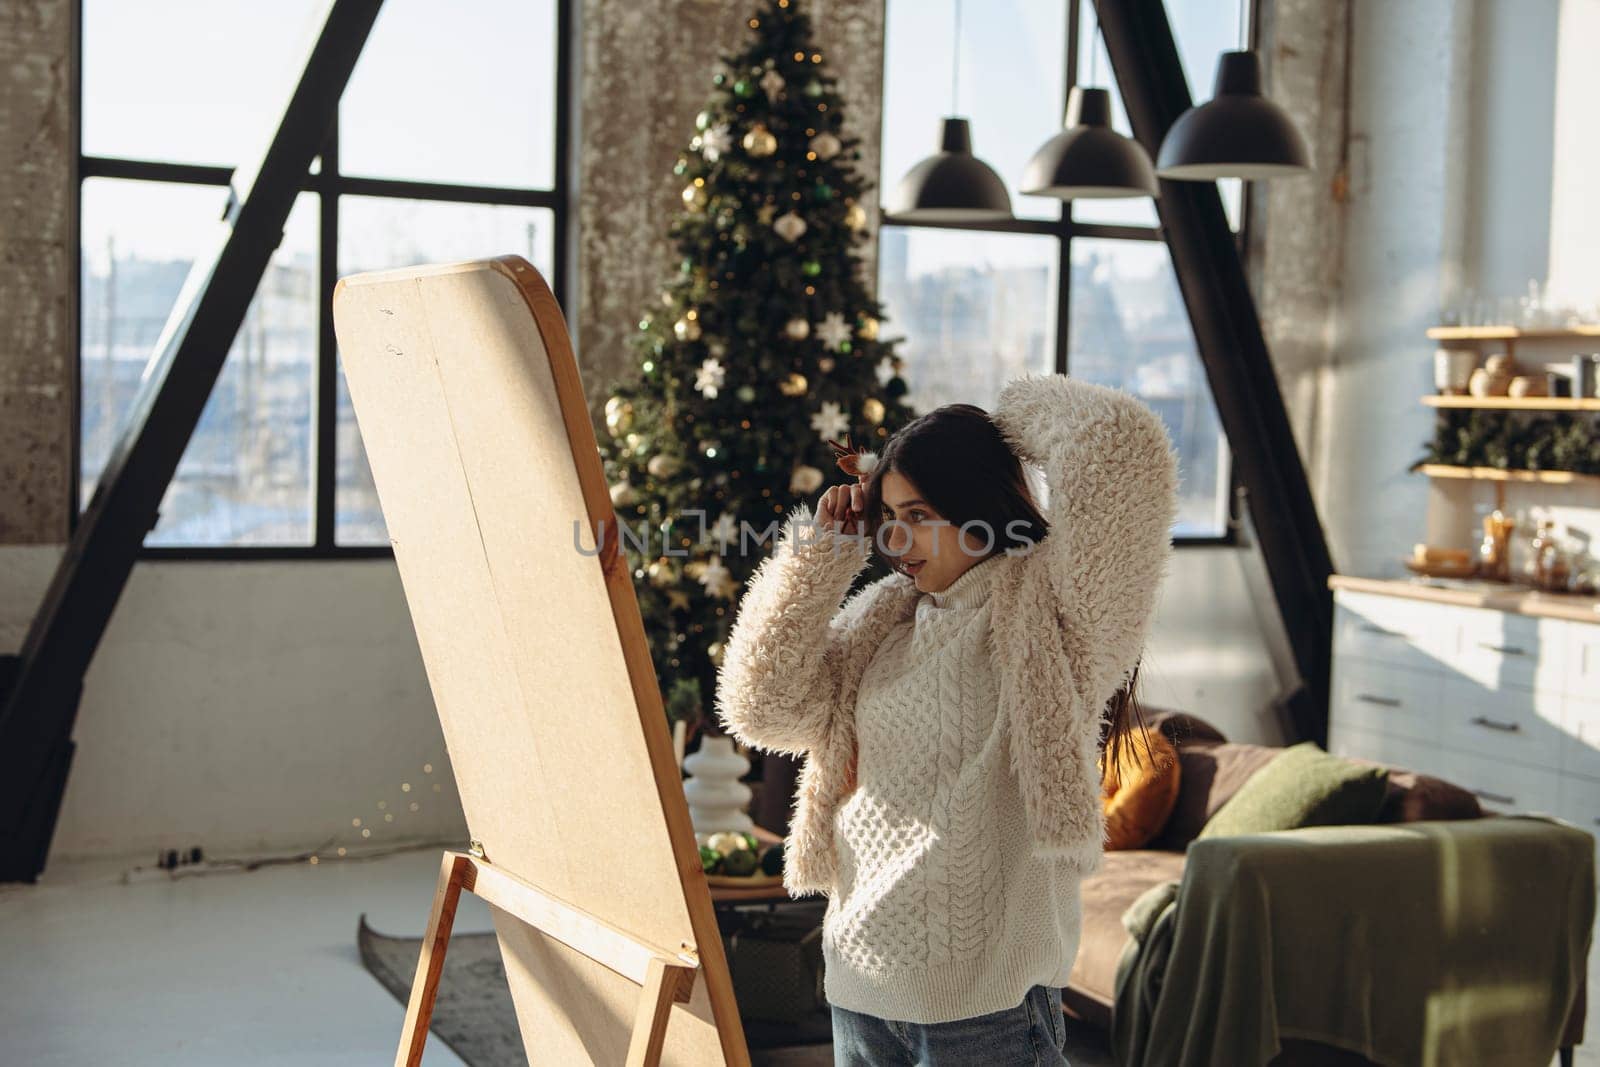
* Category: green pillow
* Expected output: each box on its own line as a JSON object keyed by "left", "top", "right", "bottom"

{"left": 1197, "top": 742, "right": 1389, "bottom": 840}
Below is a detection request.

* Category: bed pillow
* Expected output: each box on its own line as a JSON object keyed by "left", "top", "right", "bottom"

{"left": 1197, "top": 741, "right": 1389, "bottom": 840}
{"left": 1101, "top": 730, "right": 1182, "bottom": 850}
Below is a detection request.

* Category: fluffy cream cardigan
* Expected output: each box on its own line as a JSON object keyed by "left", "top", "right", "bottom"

{"left": 714, "top": 372, "right": 1182, "bottom": 897}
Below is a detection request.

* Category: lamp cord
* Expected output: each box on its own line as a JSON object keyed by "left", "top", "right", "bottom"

{"left": 950, "top": 0, "right": 962, "bottom": 113}
{"left": 1088, "top": 3, "right": 1100, "bottom": 86}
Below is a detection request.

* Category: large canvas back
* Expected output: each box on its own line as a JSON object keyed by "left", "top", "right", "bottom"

{"left": 333, "top": 256, "right": 745, "bottom": 1065}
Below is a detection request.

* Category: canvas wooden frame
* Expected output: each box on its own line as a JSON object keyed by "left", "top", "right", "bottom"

{"left": 332, "top": 256, "right": 749, "bottom": 1066}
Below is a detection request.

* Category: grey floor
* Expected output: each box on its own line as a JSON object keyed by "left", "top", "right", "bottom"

{"left": 0, "top": 847, "right": 1588, "bottom": 1066}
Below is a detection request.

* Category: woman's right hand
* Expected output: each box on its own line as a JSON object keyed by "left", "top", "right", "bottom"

{"left": 815, "top": 482, "right": 867, "bottom": 537}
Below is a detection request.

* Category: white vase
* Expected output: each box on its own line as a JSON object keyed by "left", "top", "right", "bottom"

{"left": 682, "top": 734, "right": 754, "bottom": 836}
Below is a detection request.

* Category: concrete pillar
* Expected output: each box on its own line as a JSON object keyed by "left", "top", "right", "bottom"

{"left": 0, "top": 0, "right": 74, "bottom": 545}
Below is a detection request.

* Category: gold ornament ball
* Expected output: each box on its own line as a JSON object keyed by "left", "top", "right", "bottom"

{"left": 858, "top": 316, "right": 880, "bottom": 341}
{"left": 863, "top": 397, "right": 885, "bottom": 425}
{"left": 845, "top": 202, "right": 868, "bottom": 230}
{"left": 818, "top": 356, "right": 835, "bottom": 373}
{"left": 674, "top": 315, "right": 702, "bottom": 342}
{"left": 809, "top": 131, "right": 843, "bottom": 160}
{"left": 647, "top": 454, "right": 682, "bottom": 478}
{"left": 742, "top": 123, "right": 778, "bottom": 157}
{"left": 784, "top": 317, "right": 810, "bottom": 340}
{"left": 682, "top": 184, "right": 707, "bottom": 211}
{"left": 605, "top": 396, "right": 635, "bottom": 436}
{"left": 707, "top": 641, "right": 725, "bottom": 666}
{"left": 779, "top": 372, "right": 809, "bottom": 397}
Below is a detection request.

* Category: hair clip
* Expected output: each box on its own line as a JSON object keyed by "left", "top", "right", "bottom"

{"left": 827, "top": 434, "right": 880, "bottom": 480}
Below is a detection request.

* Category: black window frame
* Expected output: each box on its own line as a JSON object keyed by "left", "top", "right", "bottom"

{"left": 877, "top": 0, "right": 1251, "bottom": 547}
{"left": 69, "top": 0, "right": 576, "bottom": 560}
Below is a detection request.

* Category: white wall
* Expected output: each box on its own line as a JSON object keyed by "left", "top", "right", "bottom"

{"left": 1, "top": 549, "right": 467, "bottom": 864}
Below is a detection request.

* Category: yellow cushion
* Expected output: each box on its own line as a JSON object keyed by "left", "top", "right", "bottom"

{"left": 1100, "top": 730, "right": 1182, "bottom": 850}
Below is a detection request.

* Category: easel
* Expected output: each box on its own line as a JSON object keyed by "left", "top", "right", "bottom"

{"left": 396, "top": 846, "right": 701, "bottom": 1067}
{"left": 334, "top": 256, "right": 752, "bottom": 1066}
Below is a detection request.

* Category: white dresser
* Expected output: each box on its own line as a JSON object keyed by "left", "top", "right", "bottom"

{"left": 1328, "top": 577, "right": 1600, "bottom": 832}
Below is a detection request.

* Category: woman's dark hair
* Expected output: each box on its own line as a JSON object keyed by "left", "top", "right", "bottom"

{"left": 855, "top": 403, "right": 1150, "bottom": 770}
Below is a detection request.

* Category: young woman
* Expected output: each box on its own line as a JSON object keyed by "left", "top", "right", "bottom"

{"left": 715, "top": 372, "right": 1181, "bottom": 1066}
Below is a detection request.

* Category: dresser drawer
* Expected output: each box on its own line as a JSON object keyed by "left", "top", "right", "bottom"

{"left": 1569, "top": 623, "right": 1600, "bottom": 697}
{"left": 1438, "top": 674, "right": 1565, "bottom": 773}
{"left": 1333, "top": 591, "right": 1456, "bottom": 674}
{"left": 1562, "top": 695, "right": 1600, "bottom": 782}
{"left": 1452, "top": 607, "right": 1566, "bottom": 692}
{"left": 1331, "top": 724, "right": 1560, "bottom": 815}
{"left": 1424, "top": 747, "right": 1562, "bottom": 816}
{"left": 1331, "top": 659, "right": 1441, "bottom": 744}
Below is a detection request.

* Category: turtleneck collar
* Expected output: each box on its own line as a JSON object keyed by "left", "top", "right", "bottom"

{"left": 924, "top": 552, "right": 1007, "bottom": 611}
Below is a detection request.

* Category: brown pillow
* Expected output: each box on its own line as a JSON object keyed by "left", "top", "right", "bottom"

{"left": 1151, "top": 741, "right": 1281, "bottom": 849}
{"left": 1101, "top": 730, "right": 1182, "bottom": 850}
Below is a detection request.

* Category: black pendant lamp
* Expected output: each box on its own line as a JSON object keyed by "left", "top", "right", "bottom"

{"left": 1155, "top": 50, "right": 1310, "bottom": 180}
{"left": 883, "top": 0, "right": 1013, "bottom": 223}
{"left": 1021, "top": 86, "right": 1157, "bottom": 200}
{"left": 886, "top": 117, "right": 1013, "bottom": 221}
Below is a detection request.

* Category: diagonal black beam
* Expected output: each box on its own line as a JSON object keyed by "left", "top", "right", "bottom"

{"left": 1092, "top": 0, "right": 1334, "bottom": 744}
{"left": 0, "top": 0, "right": 385, "bottom": 882}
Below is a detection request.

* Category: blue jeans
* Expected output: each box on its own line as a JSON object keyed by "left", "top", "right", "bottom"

{"left": 830, "top": 984, "right": 1071, "bottom": 1066}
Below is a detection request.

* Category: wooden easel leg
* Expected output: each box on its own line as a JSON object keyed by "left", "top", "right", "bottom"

{"left": 394, "top": 853, "right": 472, "bottom": 1067}
{"left": 625, "top": 956, "right": 692, "bottom": 1067}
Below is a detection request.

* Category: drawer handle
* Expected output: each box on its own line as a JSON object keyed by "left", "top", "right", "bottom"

{"left": 1469, "top": 715, "right": 1521, "bottom": 734}
{"left": 1477, "top": 642, "right": 1527, "bottom": 656}
{"left": 1355, "top": 693, "right": 1402, "bottom": 707}
{"left": 1471, "top": 788, "right": 1516, "bottom": 806}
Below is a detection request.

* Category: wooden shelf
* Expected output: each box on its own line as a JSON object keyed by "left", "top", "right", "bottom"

{"left": 1417, "top": 463, "right": 1600, "bottom": 486}
{"left": 1427, "top": 325, "right": 1600, "bottom": 341}
{"left": 1422, "top": 395, "right": 1600, "bottom": 411}
{"left": 1329, "top": 574, "right": 1600, "bottom": 626}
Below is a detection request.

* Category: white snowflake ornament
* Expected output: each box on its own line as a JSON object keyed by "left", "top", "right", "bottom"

{"left": 708, "top": 512, "right": 739, "bottom": 551}
{"left": 809, "top": 401, "right": 850, "bottom": 441}
{"left": 695, "top": 357, "right": 726, "bottom": 399}
{"left": 814, "top": 311, "right": 852, "bottom": 352}
{"left": 699, "top": 557, "right": 737, "bottom": 600}
{"left": 760, "top": 68, "right": 786, "bottom": 103}
{"left": 700, "top": 124, "right": 733, "bottom": 162}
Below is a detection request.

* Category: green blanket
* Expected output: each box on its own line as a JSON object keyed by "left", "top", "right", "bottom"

{"left": 1114, "top": 816, "right": 1595, "bottom": 1067}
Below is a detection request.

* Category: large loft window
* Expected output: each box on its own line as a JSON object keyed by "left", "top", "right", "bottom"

{"left": 878, "top": 0, "right": 1248, "bottom": 541}
{"left": 76, "top": 0, "right": 568, "bottom": 555}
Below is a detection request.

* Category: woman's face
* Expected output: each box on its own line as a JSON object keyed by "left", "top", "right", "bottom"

{"left": 876, "top": 469, "right": 990, "bottom": 594}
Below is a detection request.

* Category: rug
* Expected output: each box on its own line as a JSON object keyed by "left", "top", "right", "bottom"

{"left": 356, "top": 916, "right": 1114, "bottom": 1066}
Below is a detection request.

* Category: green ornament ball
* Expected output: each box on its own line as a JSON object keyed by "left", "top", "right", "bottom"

{"left": 713, "top": 73, "right": 726, "bottom": 86}
{"left": 733, "top": 79, "right": 753, "bottom": 97}
{"left": 801, "top": 260, "right": 821, "bottom": 277}
{"left": 812, "top": 183, "right": 834, "bottom": 202}
{"left": 839, "top": 340, "right": 852, "bottom": 354}
{"left": 736, "top": 385, "right": 756, "bottom": 402}
{"left": 804, "top": 81, "right": 824, "bottom": 98}
{"left": 695, "top": 110, "right": 712, "bottom": 131}
{"left": 673, "top": 158, "right": 688, "bottom": 175}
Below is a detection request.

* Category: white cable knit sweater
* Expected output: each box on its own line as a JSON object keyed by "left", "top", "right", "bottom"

{"left": 823, "top": 550, "right": 1083, "bottom": 1023}
{"left": 714, "top": 372, "right": 1182, "bottom": 1025}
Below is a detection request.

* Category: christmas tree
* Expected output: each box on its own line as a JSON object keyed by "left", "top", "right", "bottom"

{"left": 598, "top": 0, "right": 917, "bottom": 738}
